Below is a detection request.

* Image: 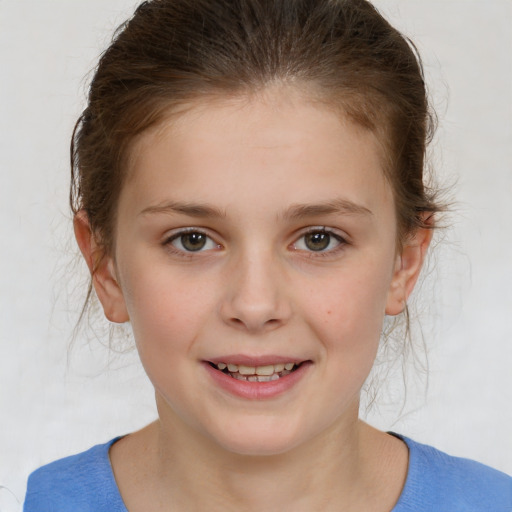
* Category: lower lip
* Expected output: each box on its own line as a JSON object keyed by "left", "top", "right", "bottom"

{"left": 203, "top": 361, "right": 312, "bottom": 400}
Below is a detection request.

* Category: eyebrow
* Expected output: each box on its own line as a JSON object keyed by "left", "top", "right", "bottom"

{"left": 281, "top": 198, "right": 373, "bottom": 220}
{"left": 139, "top": 201, "right": 226, "bottom": 218}
{"left": 139, "top": 197, "right": 372, "bottom": 220}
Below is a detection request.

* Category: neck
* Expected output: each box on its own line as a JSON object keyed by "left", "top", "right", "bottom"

{"left": 110, "top": 397, "right": 408, "bottom": 512}
{"left": 153, "top": 396, "right": 372, "bottom": 511}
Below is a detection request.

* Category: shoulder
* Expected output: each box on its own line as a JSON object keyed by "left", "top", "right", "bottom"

{"left": 23, "top": 438, "right": 127, "bottom": 512}
{"left": 393, "top": 435, "right": 512, "bottom": 512}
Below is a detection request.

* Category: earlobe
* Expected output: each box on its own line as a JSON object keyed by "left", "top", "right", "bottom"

{"left": 73, "top": 211, "right": 130, "bottom": 324}
{"left": 385, "top": 224, "right": 433, "bottom": 316}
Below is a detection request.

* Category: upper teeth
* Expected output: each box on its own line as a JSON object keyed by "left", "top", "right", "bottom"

{"left": 216, "top": 362, "right": 295, "bottom": 375}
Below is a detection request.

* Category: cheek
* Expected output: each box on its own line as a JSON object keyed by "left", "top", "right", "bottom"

{"left": 120, "top": 270, "right": 221, "bottom": 413}
{"left": 299, "top": 263, "right": 393, "bottom": 354}
{"left": 120, "top": 269, "right": 216, "bottom": 360}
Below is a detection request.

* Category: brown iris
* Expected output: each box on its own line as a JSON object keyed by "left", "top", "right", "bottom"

{"left": 180, "top": 232, "right": 208, "bottom": 251}
{"left": 304, "top": 232, "right": 331, "bottom": 251}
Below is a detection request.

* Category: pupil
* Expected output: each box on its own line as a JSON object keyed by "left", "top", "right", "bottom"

{"left": 305, "top": 232, "right": 330, "bottom": 251}
{"left": 182, "top": 233, "right": 206, "bottom": 251}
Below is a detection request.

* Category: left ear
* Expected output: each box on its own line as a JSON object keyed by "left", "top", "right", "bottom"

{"left": 385, "top": 220, "right": 433, "bottom": 316}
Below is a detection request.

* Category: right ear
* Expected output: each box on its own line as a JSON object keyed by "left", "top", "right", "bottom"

{"left": 73, "top": 211, "right": 129, "bottom": 323}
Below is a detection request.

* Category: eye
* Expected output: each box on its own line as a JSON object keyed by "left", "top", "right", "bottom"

{"left": 293, "top": 228, "right": 345, "bottom": 253}
{"left": 167, "top": 230, "right": 219, "bottom": 253}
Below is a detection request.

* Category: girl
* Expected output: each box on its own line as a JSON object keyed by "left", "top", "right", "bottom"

{"left": 23, "top": 0, "right": 512, "bottom": 510}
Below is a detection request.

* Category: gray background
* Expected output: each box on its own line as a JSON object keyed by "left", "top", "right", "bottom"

{"left": 1, "top": 0, "right": 511, "bottom": 509}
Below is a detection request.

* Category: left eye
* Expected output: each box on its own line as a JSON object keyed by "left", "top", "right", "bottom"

{"left": 294, "top": 230, "right": 344, "bottom": 252}
{"left": 169, "top": 231, "right": 219, "bottom": 252}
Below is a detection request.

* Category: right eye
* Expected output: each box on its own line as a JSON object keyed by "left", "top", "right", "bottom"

{"left": 166, "top": 230, "right": 220, "bottom": 253}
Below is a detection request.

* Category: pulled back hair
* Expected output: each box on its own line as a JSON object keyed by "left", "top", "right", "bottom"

{"left": 71, "top": 0, "right": 442, "bottom": 259}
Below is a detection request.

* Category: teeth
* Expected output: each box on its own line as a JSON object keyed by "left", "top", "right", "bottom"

{"left": 214, "top": 361, "right": 298, "bottom": 378}
{"left": 232, "top": 373, "right": 286, "bottom": 382}
{"left": 216, "top": 362, "right": 296, "bottom": 373}
{"left": 238, "top": 365, "right": 256, "bottom": 375}
{"left": 255, "top": 365, "right": 275, "bottom": 376}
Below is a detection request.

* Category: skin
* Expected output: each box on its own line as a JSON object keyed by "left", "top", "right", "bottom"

{"left": 75, "top": 86, "right": 432, "bottom": 511}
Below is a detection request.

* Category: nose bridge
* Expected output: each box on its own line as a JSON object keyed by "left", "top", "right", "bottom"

{"left": 220, "top": 244, "right": 290, "bottom": 332}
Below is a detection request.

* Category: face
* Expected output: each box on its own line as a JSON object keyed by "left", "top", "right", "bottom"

{"left": 86, "top": 87, "right": 426, "bottom": 456}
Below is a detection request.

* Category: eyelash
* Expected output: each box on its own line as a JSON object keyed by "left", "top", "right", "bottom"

{"left": 291, "top": 227, "right": 348, "bottom": 258}
{"left": 163, "top": 228, "right": 221, "bottom": 258}
{"left": 162, "top": 227, "right": 348, "bottom": 258}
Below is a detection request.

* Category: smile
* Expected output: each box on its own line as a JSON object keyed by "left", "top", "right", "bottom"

{"left": 204, "top": 359, "right": 311, "bottom": 399}
{"left": 210, "top": 362, "right": 299, "bottom": 382}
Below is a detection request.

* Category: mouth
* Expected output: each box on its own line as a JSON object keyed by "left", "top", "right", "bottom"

{"left": 208, "top": 361, "right": 304, "bottom": 382}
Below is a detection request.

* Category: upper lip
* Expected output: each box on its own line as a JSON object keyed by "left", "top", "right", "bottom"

{"left": 206, "top": 354, "right": 308, "bottom": 366}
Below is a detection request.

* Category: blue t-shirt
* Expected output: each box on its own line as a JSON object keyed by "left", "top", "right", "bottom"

{"left": 24, "top": 435, "right": 512, "bottom": 511}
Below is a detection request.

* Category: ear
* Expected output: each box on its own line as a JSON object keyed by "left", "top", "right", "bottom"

{"left": 385, "top": 221, "right": 433, "bottom": 316}
{"left": 73, "top": 211, "right": 129, "bottom": 323}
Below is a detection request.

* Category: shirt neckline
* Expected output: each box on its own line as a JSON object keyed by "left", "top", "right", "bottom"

{"left": 103, "top": 433, "right": 418, "bottom": 511}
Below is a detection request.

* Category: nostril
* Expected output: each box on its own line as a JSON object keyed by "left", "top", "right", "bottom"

{"left": 230, "top": 317, "right": 281, "bottom": 330}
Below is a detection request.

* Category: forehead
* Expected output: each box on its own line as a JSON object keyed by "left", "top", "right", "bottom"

{"left": 121, "top": 87, "right": 393, "bottom": 221}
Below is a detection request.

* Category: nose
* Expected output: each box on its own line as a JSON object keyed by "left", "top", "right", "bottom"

{"left": 219, "top": 249, "right": 291, "bottom": 334}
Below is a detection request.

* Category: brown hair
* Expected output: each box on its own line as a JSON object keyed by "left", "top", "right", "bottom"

{"left": 70, "top": 0, "right": 445, "bottom": 356}
{"left": 71, "top": 0, "right": 441, "bottom": 254}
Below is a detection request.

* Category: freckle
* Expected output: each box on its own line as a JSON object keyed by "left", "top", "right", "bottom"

{"left": 327, "top": 310, "right": 332, "bottom": 315}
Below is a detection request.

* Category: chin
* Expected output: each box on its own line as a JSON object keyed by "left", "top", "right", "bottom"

{"left": 205, "top": 419, "right": 308, "bottom": 457}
